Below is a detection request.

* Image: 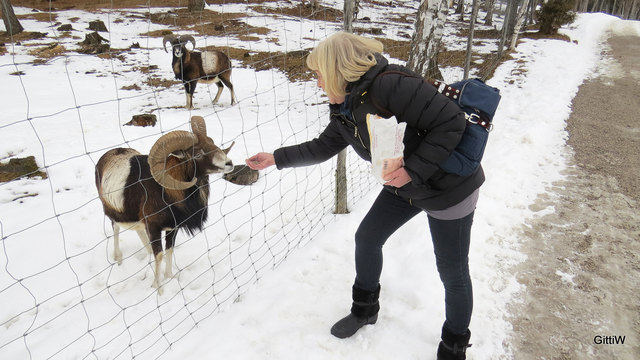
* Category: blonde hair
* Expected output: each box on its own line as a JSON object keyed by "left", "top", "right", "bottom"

{"left": 306, "top": 32, "right": 384, "bottom": 99}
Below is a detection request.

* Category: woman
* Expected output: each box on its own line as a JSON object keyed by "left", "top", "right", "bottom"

{"left": 246, "top": 31, "right": 482, "bottom": 360}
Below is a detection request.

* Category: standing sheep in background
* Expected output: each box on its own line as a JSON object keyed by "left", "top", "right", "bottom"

{"left": 95, "top": 116, "right": 234, "bottom": 294}
{"left": 163, "top": 34, "right": 237, "bottom": 109}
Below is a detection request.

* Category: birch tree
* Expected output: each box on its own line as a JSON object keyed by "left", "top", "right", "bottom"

{"left": 510, "top": 0, "right": 531, "bottom": 50}
{"left": 1, "top": 0, "right": 23, "bottom": 36}
{"left": 407, "top": 0, "right": 449, "bottom": 80}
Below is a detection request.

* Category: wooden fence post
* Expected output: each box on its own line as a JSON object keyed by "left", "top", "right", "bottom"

{"left": 334, "top": 0, "right": 357, "bottom": 214}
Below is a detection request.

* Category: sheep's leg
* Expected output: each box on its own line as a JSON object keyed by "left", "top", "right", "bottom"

{"left": 164, "top": 229, "right": 178, "bottom": 279}
{"left": 220, "top": 74, "right": 237, "bottom": 105}
{"left": 184, "top": 81, "right": 196, "bottom": 109}
{"left": 154, "top": 252, "right": 164, "bottom": 296}
{"left": 147, "top": 226, "right": 164, "bottom": 295}
{"left": 212, "top": 80, "right": 224, "bottom": 104}
{"left": 112, "top": 222, "right": 122, "bottom": 265}
{"left": 135, "top": 228, "right": 153, "bottom": 255}
{"left": 185, "top": 93, "right": 193, "bottom": 110}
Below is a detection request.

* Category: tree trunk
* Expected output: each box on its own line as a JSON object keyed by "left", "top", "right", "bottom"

{"left": 629, "top": 0, "right": 640, "bottom": 19}
{"left": 505, "top": 0, "right": 520, "bottom": 41}
{"left": 464, "top": 0, "right": 479, "bottom": 79}
{"left": 526, "top": 0, "right": 537, "bottom": 26}
{"left": 510, "top": 0, "right": 531, "bottom": 50}
{"left": 1, "top": 0, "right": 24, "bottom": 36}
{"left": 334, "top": 150, "right": 349, "bottom": 214}
{"left": 576, "top": 0, "right": 589, "bottom": 12}
{"left": 334, "top": 0, "right": 359, "bottom": 215}
{"left": 484, "top": 0, "right": 496, "bottom": 25}
{"left": 188, "top": 0, "right": 205, "bottom": 12}
{"left": 343, "top": 0, "right": 357, "bottom": 32}
{"left": 407, "top": 0, "right": 449, "bottom": 80}
{"left": 497, "top": 0, "right": 514, "bottom": 56}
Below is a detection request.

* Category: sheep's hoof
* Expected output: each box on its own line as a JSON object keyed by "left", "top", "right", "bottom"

{"left": 152, "top": 279, "right": 164, "bottom": 295}
{"left": 114, "top": 252, "right": 122, "bottom": 265}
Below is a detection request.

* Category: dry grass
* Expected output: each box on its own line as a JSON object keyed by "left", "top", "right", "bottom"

{"left": 146, "top": 8, "right": 272, "bottom": 41}
{"left": 16, "top": 11, "right": 58, "bottom": 23}
{"left": 520, "top": 31, "right": 572, "bottom": 42}
{"left": 27, "top": 43, "right": 66, "bottom": 59}
{"left": 11, "top": 0, "right": 178, "bottom": 11}
{"left": 240, "top": 49, "right": 314, "bottom": 82}
{"left": 4, "top": 0, "right": 521, "bottom": 82}
{"left": 251, "top": 3, "right": 342, "bottom": 22}
{"left": 203, "top": 46, "right": 314, "bottom": 82}
{"left": 143, "top": 75, "right": 180, "bottom": 89}
{"left": 0, "top": 31, "right": 47, "bottom": 43}
{"left": 374, "top": 36, "right": 410, "bottom": 61}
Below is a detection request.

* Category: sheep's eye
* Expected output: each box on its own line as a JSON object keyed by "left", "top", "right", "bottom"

{"left": 194, "top": 151, "right": 204, "bottom": 159}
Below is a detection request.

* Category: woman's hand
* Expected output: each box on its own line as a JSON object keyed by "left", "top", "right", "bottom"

{"left": 383, "top": 167, "right": 412, "bottom": 188}
{"left": 246, "top": 152, "right": 275, "bottom": 170}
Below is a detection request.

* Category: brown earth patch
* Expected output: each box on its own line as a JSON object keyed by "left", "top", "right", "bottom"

{"left": 505, "top": 33, "right": 640, "bottom": 360}
{"left": 251, "top": 3, "right": 342, "bottom": 22}
{"left": 0, "top": 156, "right": 47, "bottom": 182}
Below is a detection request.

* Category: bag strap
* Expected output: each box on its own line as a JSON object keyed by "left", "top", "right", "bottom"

{"left": 370, "top": 70, "right": 462, "bottom": 111}
{"left": 427, "top": 80, "right": 493, "bottom": 132}
{"left": 369, "top": 70, "right": 492, "bottom": 131}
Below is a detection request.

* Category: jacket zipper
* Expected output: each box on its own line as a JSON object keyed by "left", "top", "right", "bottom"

{"left": 345, "top": 113, "right": 368, "bottom": 151}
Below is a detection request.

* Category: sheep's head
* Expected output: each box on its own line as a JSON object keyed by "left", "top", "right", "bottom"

{"left": 163, "top": 34, "right": 196, "bottom": 58}
{"left": 148, "top": 116, "right": 234, "bottom": 190}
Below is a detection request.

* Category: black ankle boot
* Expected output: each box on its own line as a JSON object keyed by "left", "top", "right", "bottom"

{"left": 330, "top": 285, "right": 380, "bottom": 339}
{"left": 437, "top": 327, "right": 471, "bottom": 360}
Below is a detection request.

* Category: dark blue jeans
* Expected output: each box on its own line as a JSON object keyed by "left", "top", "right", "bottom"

{"left": 354, "top": 189, "right": 474, "bottom": 335}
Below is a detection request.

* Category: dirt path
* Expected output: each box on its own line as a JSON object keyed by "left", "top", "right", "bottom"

{"left": 505, "top": 30, "right": 640, "bottom": 359}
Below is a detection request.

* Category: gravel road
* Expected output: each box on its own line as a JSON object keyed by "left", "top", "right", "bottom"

{"left": 504, "top": 27, "right": 640, "bottom": 359}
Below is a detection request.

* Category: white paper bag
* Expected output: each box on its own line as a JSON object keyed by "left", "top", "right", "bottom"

{"left": 366, "top": 114, "right": 406, "bottom": 184}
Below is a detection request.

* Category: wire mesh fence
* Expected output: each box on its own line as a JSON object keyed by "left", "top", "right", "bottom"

{"left": 0, "top": 0, "right": 508, "bottom": 358}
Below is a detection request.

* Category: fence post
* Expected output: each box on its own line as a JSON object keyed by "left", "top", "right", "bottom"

{"left": 334, "top": 0, "right": 357, "bottom": 215}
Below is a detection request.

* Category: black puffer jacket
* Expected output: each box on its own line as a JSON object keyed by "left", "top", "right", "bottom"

{"left": 274, "top": 54, "right": 484, "bottom": 210}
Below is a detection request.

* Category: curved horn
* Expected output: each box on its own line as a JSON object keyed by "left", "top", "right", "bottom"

{"left": 148, "top": 130, "right": 199, "bottom": 190}
{"left": 162, "top": 34, "right": 177, "bottom": 52}
{"left": 223, "top": 141, "right": 235, "bottom": 155}
{"left": 190, "top": 115, "right": 218, "bottom": 154}
{"left": 190, "top": 116, "right": 207, "bottom": 140}
{"left": 179, "top": 35, "right": 196, "bottom": 49}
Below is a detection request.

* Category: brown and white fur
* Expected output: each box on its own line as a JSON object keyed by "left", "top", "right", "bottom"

{"left": 95, "top": 116, "right": 234, "bottom": 294}
{"left": 164, "top": 35, "right": 237, "bottom": 109}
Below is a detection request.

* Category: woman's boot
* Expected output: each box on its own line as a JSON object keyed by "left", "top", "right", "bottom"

{"left": 437, "top": 327, "right": 471, "bottom": 360}
{"left": 330, "top": 285, "right": 380, "bottom": 339}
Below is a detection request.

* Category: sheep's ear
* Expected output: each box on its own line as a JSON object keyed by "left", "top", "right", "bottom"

{"left": 223, "top": 141, "right": 235, "bottom": 155}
